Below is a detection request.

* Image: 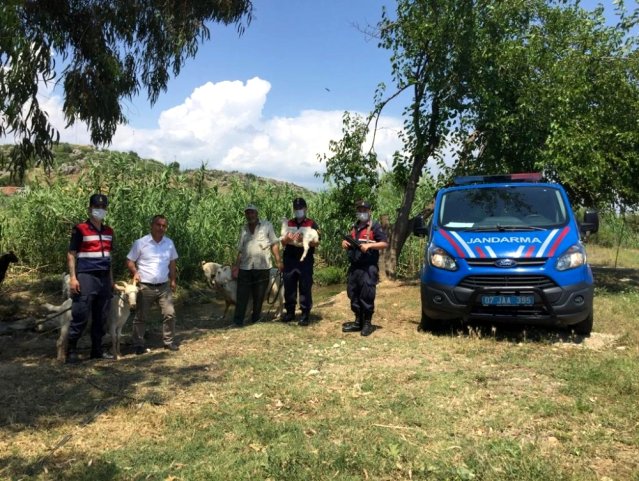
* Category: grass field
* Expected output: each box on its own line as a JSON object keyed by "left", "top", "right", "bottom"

{"left": 0, "top": 247, "right": 637, "bottom": 480}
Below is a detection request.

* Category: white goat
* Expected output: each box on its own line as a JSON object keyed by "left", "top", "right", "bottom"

{"left": 213, "top": 265, "right": 284, "bottom": 321}
{"left": 50, "top": 280, "right": 139, "bottom": 362}
{"left": 62, "top": 273, "right": 71, "bottom": 299}
{"left": 279, "top": 218, "right": 319, "bottom": 262}
{"left": 201, "top": 261, "right": 222, "bottom": 287}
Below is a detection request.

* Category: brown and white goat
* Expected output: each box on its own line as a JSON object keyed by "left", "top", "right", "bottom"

{"left": 49, "top": 280, "right": 139, "bottom": 362}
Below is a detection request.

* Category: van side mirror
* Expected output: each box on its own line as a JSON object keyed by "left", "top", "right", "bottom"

{"left": 581, "top": 209, "right": 599, "bottom": 235}
{"left": 411, "top": 214, "right": 429, "bottom": 238}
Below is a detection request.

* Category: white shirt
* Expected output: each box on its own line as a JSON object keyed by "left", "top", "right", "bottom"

{"left": 237, "top": 220, "right": 278, "bottom": 270}
{"left": 127, "top": 234, "right": 179, "bottom": 284}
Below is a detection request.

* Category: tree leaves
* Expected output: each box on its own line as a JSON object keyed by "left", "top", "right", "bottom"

{"left": 0, "top": 0, "right": 253, "bottom": 180}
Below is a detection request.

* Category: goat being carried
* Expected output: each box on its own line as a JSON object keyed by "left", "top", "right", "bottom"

{"left": 279, "top": 217, "right": 319, "bottom": 262}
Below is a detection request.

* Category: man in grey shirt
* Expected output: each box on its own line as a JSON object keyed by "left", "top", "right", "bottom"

{"left": 231, "top": 204, "right": 282, "bottom": 327}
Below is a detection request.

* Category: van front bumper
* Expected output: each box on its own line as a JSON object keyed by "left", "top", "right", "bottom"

{"left": 421, "top": 279, "right": 593, "bottom": 327}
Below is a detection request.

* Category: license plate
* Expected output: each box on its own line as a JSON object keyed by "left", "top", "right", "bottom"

{"left": 481, "top": 295, "right": 535, "bottom": 306}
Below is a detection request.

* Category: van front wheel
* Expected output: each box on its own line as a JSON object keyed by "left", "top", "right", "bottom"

{"left": 571, "top": 313, "right": 593, "bottom": 336}
{"left": 419, "top": 311, "right": 445, "bottom": 332}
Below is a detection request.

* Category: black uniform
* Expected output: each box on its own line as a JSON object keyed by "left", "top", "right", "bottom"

{"left": 283, "top": 217, "right": 320, "bottom": 319}
{"left": 346, "top": 220, "right": 388, "bottom": 321}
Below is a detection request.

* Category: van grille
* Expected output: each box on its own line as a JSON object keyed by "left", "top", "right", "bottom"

{"left": 466, "top": 258, "right": 547, "bottom": 267}
{"left": 459, "top": 275, "right": 557, "bottom": 289}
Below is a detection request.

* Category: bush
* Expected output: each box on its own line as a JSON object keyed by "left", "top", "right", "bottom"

{"left": 590, "top": 211, "right": 639, "bottom": 249}
{"left": 314, "top": 266, "right": 346, "bottom": 286}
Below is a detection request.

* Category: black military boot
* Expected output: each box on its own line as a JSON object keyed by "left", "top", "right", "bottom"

{"left": 342, "top": 312, "right": 362, "bottom": 332}
{"left": 90, "top": 349, "right": 115, "bottom": 360}
{"left": 298, "top": 311, "right": 310, "bottom": 326}
{"left": 66, "top": 340, "right": 80, "bottom": 364}
{"left": 281, "top": 310, "right": 295, "bottom": 323}
{"left": 360, "top": 313, "right": 375, "bottom": 337}
{"left": 90, "top": 340, "right": 114, "bottom": 360}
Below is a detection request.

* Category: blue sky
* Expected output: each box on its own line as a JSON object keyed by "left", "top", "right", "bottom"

{"left": 19, "top": 0, "right": 637, "bottom": 190}
{"left": 138, "top": 0, "right": 397, "bottom": 123}
{"left": 45, "top": 0, "right": 402, "bottom": 190}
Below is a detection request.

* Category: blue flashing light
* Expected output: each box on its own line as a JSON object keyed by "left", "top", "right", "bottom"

{"left": 453, "top": 173, "right": 542, "bottom": 185}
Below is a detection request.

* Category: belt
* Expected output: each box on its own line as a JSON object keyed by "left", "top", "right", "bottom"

{"left": 80, "top": 270, "right": 110, "bottom": 277}
{"left": 141, "top": 281, "right": 167, "bottom": 287}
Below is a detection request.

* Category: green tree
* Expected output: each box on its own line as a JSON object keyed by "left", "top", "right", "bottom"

{"left": 317, "top": 112, "right": 381, "bottom": 216}
{"left": 0, "top": 0, "right": 253, "bottom": 180}
{"left": 323, "top": 0, "right": 639, "bottom": 277}
{"left": 367, "top": 0, "right": 477, "bottom": 277}
{"left": 455, "top": 1, "right": 639, "bottom": 209}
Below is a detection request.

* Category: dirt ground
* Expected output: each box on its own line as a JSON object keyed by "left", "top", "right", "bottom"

{"left": 0, "top": 274, "right": 626, "bottom": 363}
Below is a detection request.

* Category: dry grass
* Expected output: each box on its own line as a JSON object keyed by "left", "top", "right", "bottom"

{"left": 0, "top": 253, "right": 638, "bottom": 480}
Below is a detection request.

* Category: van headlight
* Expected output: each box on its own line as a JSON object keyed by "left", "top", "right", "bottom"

{"left": 429, "top": 246, "right": 458, "bottom": 271}
{"left": 556, "top": 244, "right": 586, "bottom": 271}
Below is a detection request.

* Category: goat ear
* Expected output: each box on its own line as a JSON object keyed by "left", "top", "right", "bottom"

{"left": 114, "top": 281, "right": 126, "bottom": 292}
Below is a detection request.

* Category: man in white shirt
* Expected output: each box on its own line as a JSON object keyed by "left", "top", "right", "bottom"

{"left": 232, "top": 204, "right": 282, "bottom": 327}
{"left": 126, "top": 215, "right": 179, "bottom": 354}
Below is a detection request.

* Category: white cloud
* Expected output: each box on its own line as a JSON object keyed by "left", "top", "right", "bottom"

{"left": 109, "top": 77, "right": 406, "bottom": 189}
{"left": 3, "top": 77, "right": 405, "bottom": 190}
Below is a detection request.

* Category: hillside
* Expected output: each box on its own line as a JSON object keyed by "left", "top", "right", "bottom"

{"left": 0, "top": 143, "right": 310, "bottom": 195}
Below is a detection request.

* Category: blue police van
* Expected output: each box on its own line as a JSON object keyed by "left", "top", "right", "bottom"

{"left": 413, "top": 173, "right": 599, "bottom": 335}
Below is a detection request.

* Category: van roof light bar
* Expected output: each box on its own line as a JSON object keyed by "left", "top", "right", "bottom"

{"left": 453, "top": 173, "right": 543, "bottom": 185}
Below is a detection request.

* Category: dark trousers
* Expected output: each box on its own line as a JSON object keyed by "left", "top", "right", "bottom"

{"left": 347, "top": 265, "right": 379, "bottom": 317}
{"left": 69, "top": 272, "right": 112, "bottom": 351}
{"left": 233, "top": 269, "right": 270, "bottom": 325}
{"left": 283, "top": 264, "right": 313, "bottom": 314}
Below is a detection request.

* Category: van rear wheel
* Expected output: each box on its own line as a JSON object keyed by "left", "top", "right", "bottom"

{"left": 571, "top": 313, "right": 593, "bottom": 336}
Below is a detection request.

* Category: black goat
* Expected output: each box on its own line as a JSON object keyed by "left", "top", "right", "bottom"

{"left": 0, "top": 251, "right": 18, "bottom": 285}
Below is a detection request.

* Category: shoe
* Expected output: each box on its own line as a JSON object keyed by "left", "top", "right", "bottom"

{"left": 361, "top": 323, "right": 375, "bottom": 336}
{"left": 135, "top": 346, "right": 150, "bottom": 355}
{"left": 342, "top": 321, "right": 362, "bottom": 332}
{"left": 281, "top": 312, "right": 295, "bottom": 323}
{"left": 90, "top": 351, "right": 115, "bottom": 360}
{"left": 163, "top": 343, "right": 180, "bottom": 352}
{"left": 65, "top": 350, "right": 80, "bottom": 364}
{"left": 226, "top": 323, "right": 243, "bottom": 329}
{"left": 298, "top": 314, "right": 310, "bottom": 326}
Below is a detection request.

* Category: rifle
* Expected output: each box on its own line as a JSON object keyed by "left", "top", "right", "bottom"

{"left": 342, "top": 233, "right": 370, "bottom": 264}
{"left": 341, "top": 234, "right": 362, "bottom": 250}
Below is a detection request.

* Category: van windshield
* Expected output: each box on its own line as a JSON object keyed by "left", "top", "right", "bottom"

{"left": 439, "top": 186, "right": 568, "bottom": 231}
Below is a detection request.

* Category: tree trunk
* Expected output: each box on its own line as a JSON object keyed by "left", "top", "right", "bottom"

{"left": 384, "top": 96, "right": 441, "bottom": 277}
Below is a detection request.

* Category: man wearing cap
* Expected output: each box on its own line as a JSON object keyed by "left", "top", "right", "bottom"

{"left": 341, "top": 200, "right": 388, "bottom": 336}
{"left": 281, "top": 197, "right": 320, "bottom": 326}
{"left": 126, "top": 214, "right": 180, "bottom": 354}
{"left": 232, "top": 204, "right": 282, "bottom": 326}
{"left": 66, "top": 193, "right": 115, "bottom": 363}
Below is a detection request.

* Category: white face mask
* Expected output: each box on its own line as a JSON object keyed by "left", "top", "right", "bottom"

{"left": 91, "top": 208, "right": 107, "bottom": 220}
{"left": 357, "top": 212, "right": 370, "bottom": 222}
{"left": 294, "top": 209, "right": 306, "bottom": 220}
